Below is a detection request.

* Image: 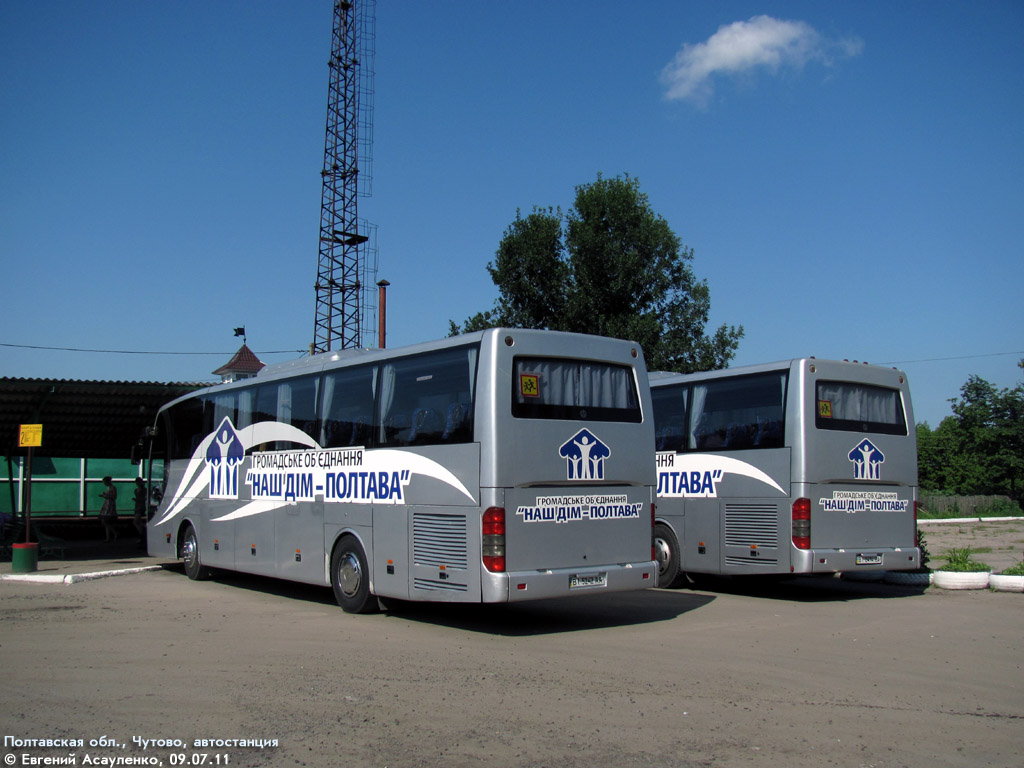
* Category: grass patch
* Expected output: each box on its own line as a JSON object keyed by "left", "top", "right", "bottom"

{"left": 937, "top": 547, "right": 991, "bottom": 572}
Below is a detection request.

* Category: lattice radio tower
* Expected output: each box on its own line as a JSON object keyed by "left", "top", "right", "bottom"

{"left": 313, "top": 0, "right": 377, "bottom": 353}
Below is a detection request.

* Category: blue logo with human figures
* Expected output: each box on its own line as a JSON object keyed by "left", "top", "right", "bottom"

{"left": 207, "top": 418, "right": 244, "bottom": 498}
{"left": 848, "top": 439, "right": 885, "bottom": 480}
{"left": 559, "top": 429, "right": 610, "bottom": 480}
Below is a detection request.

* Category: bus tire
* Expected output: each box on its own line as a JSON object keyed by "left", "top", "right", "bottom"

{"left": 331, "top": 536, "right": 377, "bottom": 614}
{"left": 654, "top": 522, "right": 683, "bottom": 589}
{"left": 181, "top": 523, "right": 210, "bottom": 581}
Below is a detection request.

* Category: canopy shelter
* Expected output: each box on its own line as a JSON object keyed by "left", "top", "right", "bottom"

{"left": 0, "top": 378, "right": 205, "bottom": 460}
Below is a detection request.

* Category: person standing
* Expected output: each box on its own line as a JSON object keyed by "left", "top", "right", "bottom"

{"left": 99, "top": 476, "right": 118, "bottom": 542}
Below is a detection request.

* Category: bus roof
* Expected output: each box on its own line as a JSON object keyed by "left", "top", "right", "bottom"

{"left": 157, "top": 328, "right": 647, "bottom": 414}
{"left": 649, "top": 358, "right": 910, "bottom": 385}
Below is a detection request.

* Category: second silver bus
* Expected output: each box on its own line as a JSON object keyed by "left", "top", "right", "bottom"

{"left": 650, "top": 358, "right": 920, "bottom": 586}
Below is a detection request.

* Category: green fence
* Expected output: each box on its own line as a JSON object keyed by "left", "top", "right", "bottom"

{"left": 1, "top": 456, "right": 163, "bottom": 517}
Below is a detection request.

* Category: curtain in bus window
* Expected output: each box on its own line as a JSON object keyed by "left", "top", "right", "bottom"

{"left": 213, "top": 393, "right": 237, "bottom": 429}
{"left": 249, "top": 384, "right": 279, "bottom": 452}
{"left": 512, "top": 358, "right": 641, "bottom": 422}
{"left": 467, "top": 348, "right": 477, "bottom": 403}
{"left": 688, "top": 384, "right": 710, "bottom": 450}
{"left": 377, "top": 363, "right": 397, "bottom": 445}
{"left": 237, "top": 389, "right": 254, "bottom": 430}
{"left": 816, "top": 381, "right": 905, "bottom": 434}
{"left": 277, "top": 377, "right": 320, "bottom": 444}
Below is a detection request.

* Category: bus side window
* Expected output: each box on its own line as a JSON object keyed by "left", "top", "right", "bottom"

{"left": 166, "top": 398, "right": 205, "bottom": 461}
{"left": 250, "top": 383, "right": 279, "bottom": 452}
{"left": 377, "top": 346, "right": 476, "bottom": 447}
{"left": 276, "top": 376, "right": 320, "bottom": 448}
{"left": 321, "top": 365, "right": 377, "bottom": 448}
{"left": 651, "top": 385, "right": 688, "bottom": 452}
{"left": 689, "top": 372, "right": 786, "bottom": 451}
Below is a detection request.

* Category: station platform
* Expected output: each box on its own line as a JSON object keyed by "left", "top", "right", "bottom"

{"left": 1, "top": 518, "right": 177, "bottom": 583}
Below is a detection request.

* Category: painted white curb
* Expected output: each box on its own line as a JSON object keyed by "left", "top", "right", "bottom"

{"left": 0, "top": 565, "right": 163, "bottom": 585}
{"left": 918, "top": 516, "right": 1024, "bottom": 525}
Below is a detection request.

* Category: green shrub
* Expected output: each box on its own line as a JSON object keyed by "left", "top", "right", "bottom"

{"left": 938, "top": 547, "right": 991, "bottom": 572}
{"left": 1000, "top": 561, "right": 1024, "bottom": 576}
{"left": 916, "top": 528, "right": 930, "bottom": 570}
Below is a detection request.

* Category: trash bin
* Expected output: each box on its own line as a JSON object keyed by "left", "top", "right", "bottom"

{"left": 12, "top": 542, "right": 38, "bottom": 573}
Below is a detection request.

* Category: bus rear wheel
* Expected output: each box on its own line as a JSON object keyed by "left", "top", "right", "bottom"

{"left": 654, "top": 522, "right": 684, "bottom": 589}
{"left": 331, "top": 536, "right": 377, "bottom": 614}
{"left": 181, "top": 524, "right": 210, "bottom": 581}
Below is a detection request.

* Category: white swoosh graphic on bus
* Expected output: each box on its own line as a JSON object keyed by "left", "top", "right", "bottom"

{"left": 153, "top": 422, "right": 317, "bottom": 527}
{"left": 154, "top": 421, "right": 476, "bottom": 527}
{"left": 657, "top": 453, "right": 786, "bottom": 497}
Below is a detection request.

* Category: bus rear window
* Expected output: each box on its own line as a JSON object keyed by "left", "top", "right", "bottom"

{"left": 816, "top": 381, "right": 907, "bottom": 435}
{"left": 512, "top": 357, "right": 641, "bottom": 422}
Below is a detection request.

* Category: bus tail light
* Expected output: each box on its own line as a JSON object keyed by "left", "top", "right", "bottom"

{"left": 792, "top": 498, "right": 811, "bottom": 550}
{"left": 482, "top": 507, "right": 506, "bottom": 573}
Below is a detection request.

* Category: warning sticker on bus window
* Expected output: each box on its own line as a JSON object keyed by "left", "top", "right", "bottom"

{"left": 818, "top": 400, "right": 833, "bottom": 418}
{"left": 520, "top": 373, "right": 540, "bottom": 398}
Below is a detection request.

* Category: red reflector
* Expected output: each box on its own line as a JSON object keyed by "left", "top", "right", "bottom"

{"left": 483, "top": 555, "right": 505, "bottom": 573}
{"left": 792, "top": 498, "right": 811, "bottom": 519}
{"left": 516, "top": 583, "right": 527, "bottom": 590}
{"left": 483, "top": 507, "right": 505, "bottom": 535}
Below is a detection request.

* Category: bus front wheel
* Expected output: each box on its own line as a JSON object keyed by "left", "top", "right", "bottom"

{"left": 654, "top": 522, "right": 683, "bottom": 589}
{"left": 331, "top": 536, "right": 377, "bottom": 614}
{"left": 181, "top": 524, "right": 210, "bottom": 581}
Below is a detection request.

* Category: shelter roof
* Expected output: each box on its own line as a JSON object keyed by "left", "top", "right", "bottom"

{"left": 0, "top": 378, "right": 205, "bottom": 459}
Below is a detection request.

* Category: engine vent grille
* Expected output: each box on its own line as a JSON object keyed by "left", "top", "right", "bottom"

{"left": 413, "top": 578, "right": 469, "bottom": 593}
{"left": 725, "top": 504, "right": 779, "bottom": 548}
{"left": 413, "top": 513, "right": 468, "bottom": 569}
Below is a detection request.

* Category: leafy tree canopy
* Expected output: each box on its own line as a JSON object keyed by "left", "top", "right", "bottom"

{"left": 917, "top": 361, "right": 1024, "bottom": 501}
{"left": 450, "top": 174, "right": 743, "bottom": 373}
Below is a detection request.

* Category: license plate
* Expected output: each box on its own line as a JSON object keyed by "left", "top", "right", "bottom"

{"left": 856, "top": 554, "right": 883, "bottom": 565}
{"left": 569, "top": 572, "right": 608, "bottom": 589}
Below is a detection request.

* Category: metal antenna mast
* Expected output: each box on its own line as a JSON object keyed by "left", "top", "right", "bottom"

{"left": 313, "top": 0, "right": 377, "bottom": 353}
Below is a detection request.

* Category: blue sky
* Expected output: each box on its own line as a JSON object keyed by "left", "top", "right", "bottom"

{"left": 2, "top": 0, "right": 1021, "bottom": 429}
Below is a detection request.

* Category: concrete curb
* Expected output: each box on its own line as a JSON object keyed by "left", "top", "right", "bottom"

{"left": 917, "top": 516, "right": 1024, "bottom": 525}
{"left": 0, "top": 565, "right": 164, "bottom": 585}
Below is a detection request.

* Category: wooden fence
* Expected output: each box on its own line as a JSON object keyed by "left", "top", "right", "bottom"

{"left": 919, "top": 494, "right": 1018, "bottom": 518}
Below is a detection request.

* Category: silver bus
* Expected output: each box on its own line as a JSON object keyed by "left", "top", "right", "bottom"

{"left": 146, "top": 328, "right": 657, "bottom": 612}
{"left": 650, "top": 358, "right": 920, "bottom": 586}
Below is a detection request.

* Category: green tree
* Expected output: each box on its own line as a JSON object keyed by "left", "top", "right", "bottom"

{"left": 917, "top": 364, "right": 1024, "bottom": 501}
{"left": 451, "top": 174, "right": 743, "bottom": 372}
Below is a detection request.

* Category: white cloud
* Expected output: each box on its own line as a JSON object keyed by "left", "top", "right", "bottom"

{"left": 660, "top": 15, "right": 864, "bottom": 105}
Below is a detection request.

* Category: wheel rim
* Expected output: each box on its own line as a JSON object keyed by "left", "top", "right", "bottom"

{"left": 337, "top": 551, "right": 363, "bottom": 597}
{"left": 654, "top": 536, "right": 672, "bottom": 577}
{"left": 183, "top": 531, "right": 198, "bottom": 571}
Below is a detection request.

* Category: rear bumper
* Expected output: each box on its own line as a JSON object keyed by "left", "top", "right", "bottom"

{"left": 793, "top": 547, "right": 920, "bottom": 573}
{"left": 481, "top": 560, "right": 657, "bottom": 602}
